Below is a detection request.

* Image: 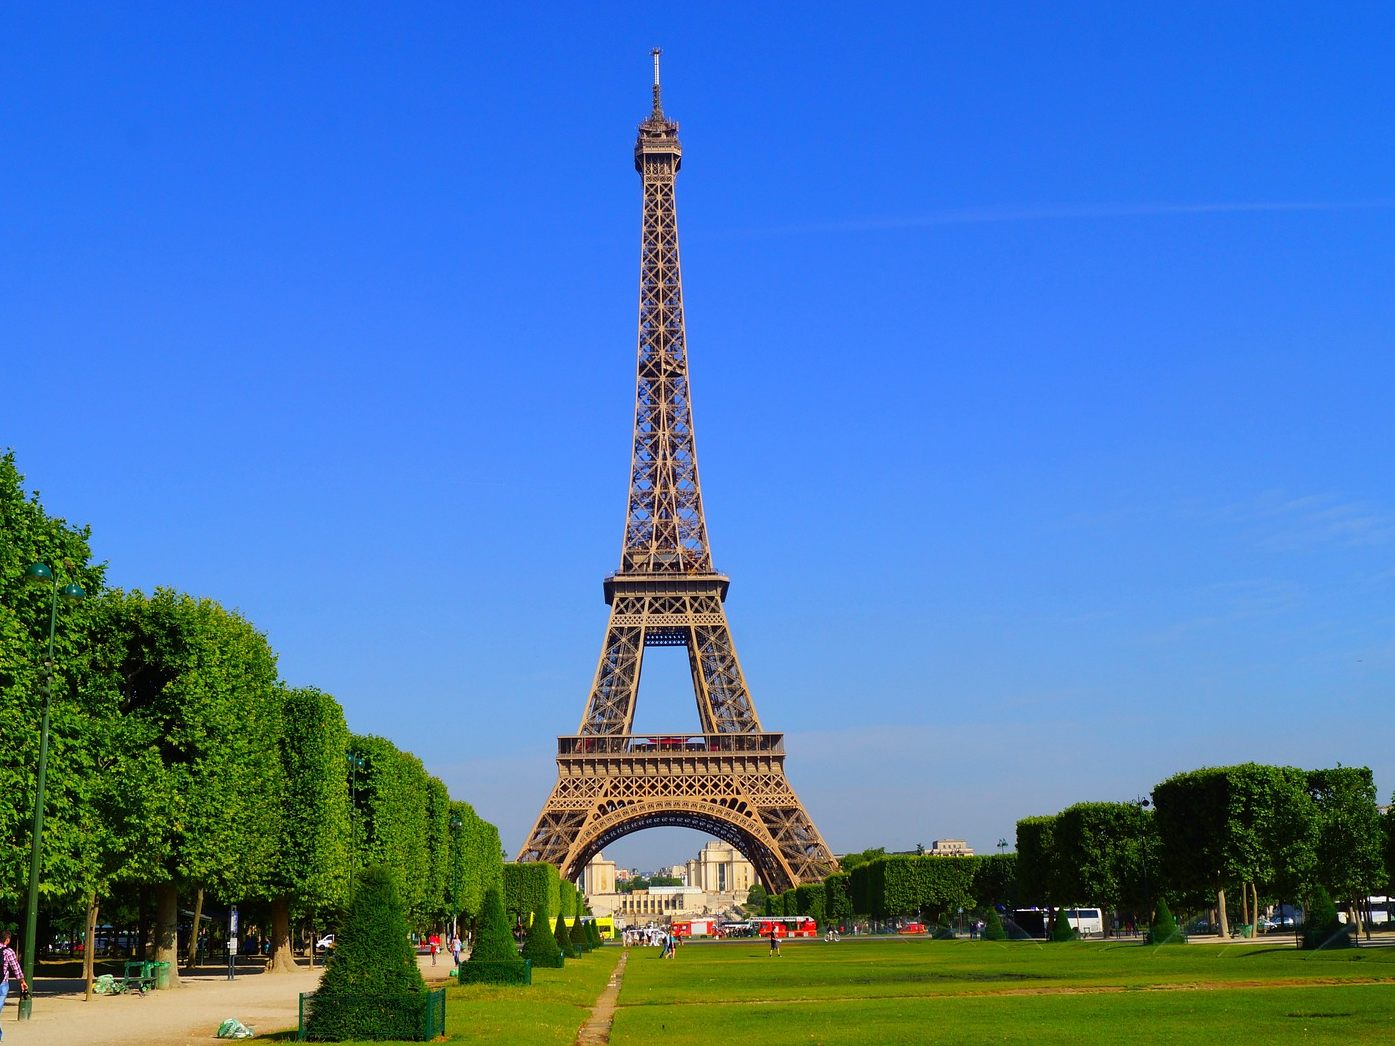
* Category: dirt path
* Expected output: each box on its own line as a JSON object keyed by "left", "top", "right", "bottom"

{"left": 6, "top": 955, "right": 452, "bottom": 1045}
{"left": 574, "top": 951, "right": 629, "bottom": 1046}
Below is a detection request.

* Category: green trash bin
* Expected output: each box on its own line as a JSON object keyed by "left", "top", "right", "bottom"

{"left": 152, "top": 961, "right": 171, "bottom": 989}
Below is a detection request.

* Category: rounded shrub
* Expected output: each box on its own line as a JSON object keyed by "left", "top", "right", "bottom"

{"left": 1050, "top": 909, "right": 1077, "bottom": 942}
{"left": 304, "top": 865, "right": 426, "bottom": 1041}
{"left": 523, "top": 905, "right": 563, "bottom": 968}
{"left": 982, "top": 909, "right": 1007, "bottom": 941}
{"left": 1148, "top": 898, "right": 1183, "bottom": 944}
{"left": 1302, "top": 886, "right": 1352, "bottom": 950}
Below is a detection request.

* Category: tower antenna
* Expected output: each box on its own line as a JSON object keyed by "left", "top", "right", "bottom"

{"left": 651, "top": 47, "right": 663, "bottom": 117}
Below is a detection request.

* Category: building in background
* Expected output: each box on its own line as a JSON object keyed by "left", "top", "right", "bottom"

{"left": 929, "top": 839, "right": 974, "bottom": 857}
{"left": 582, "top": 841, "right": 757, "bottom": 925}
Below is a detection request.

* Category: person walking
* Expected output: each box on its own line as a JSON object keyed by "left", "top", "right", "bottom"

{"left": 768, "top": 925, "right": 781, "bottom": 956}
{"left": 1, "top": 930, "right": 29, "bottom": 1039}
{"left": 429, "top": 935, "right": 438, "bottom": 966}
{"left": 451, "top": 934, "right": 462, "bottom": 968}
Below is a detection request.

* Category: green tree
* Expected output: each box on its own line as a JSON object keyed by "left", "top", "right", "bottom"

{"left": 91, "top": 587, "right": 284, "bottom": 987}
{"left": 1149, "top": 897, "right": 1183, "bottom": 945}
{"left": 554, "top": 911, "right": 577, "bottom": 958}
{"left": 1301, "top": 885, "right": 1351, "bottom": 951}
{"left": 1049, "top": 908, "right": 1076, "bottom": 942}
{"left": 306, "top": 865, "right": 426, "bottom": 1040}
{"left": 349, "top": 736, "right": 433, "bottom": 919}
{"left": 971, "top": 854, "right": 1017, "bottom": 912}
{"left": 503, "top": 862, "right": 561, "bottom": 923}
{"left": 1153, "top": 764, "right": 1318, "bottom": 936}
{"left": 1052, "top": 802, "right": 1155, "bottom": 918}
{"left": 1015, "top": 816, "right": 1058, "bottom": 908}
{"left": 266, "top": 686, "right": 351, "bottom": 972}
{"left": 0, "top": 452, "right": 109, "bottom": 940}
{"left": 423, "top": 776, "right": 452, "bottom": 924}
{"left": 745, "top": 882, "right": 768, "bottom": 911}
{"left": 569, "top": 914, "right": 589, "bottom": 953}
{"left": 1306, "top": 767, "right": 1384, "bottom": 931}
{"left": 522, "top": 904, "right": 563, "bottom": 968}
{"left": 467, "top": 887, "right": 516, "bottom": 963}
{"left": 982, "top": 909, "right": 1007, "bottom": 941}
{"left": 823, "top": 873, "right": 853, "bottom": 926}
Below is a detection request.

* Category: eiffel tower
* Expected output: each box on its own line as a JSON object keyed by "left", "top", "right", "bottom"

{"left": 516, "top": 53, "right": 838, "bottom": 893}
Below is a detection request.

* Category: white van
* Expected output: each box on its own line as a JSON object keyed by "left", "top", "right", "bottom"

{"left": 1061, "top": 908, "right": 1105, "bottom": 937}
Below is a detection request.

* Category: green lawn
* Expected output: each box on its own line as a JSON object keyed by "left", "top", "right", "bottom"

{"left": 439, "top": 947, "right": 623, "bottom": 1045}
{"left": 607, "top": 938, "right": 1395, "bottom": 1045}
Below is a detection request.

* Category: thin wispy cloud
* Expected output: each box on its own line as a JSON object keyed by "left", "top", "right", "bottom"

{"left": 716, "top": 199, "right": 1395, "bottom": 239}
{"left": 1213, "top": 492, "right": 1395, "bottom": 552}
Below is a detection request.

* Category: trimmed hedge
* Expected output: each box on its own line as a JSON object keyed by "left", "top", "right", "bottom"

{"left": 1302, "top": 886, "right": 1353, "bottom": 950}
{"left": 1148, "top": 897, "right": 1184, "bottom": 945}
{"left": 458, "top": 959, "right": 531, "bottom": 986}
{"left": 554, "top": 912, "right": 578, "bottom": 958}
{"left": 1050, "top": 908, "right": 1077, "bottom": 942}
{"left": 982, "top": 909, "right": 1008, "bottom": 941}
{"left": 304, "top": 866, "right": 427, "bottom": 1041}
{"left": 503, "top": 862, "right": 561, "bottom": 921}
{"left": 569, "top": 915, "right": 589, "bottom": 953}
{"left": 523, "top": 905, "right": 563, "bottom": 968}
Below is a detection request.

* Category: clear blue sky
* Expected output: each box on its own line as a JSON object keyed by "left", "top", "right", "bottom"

{"left": 6, "top": 3, "right": 1393, "bottom": 873}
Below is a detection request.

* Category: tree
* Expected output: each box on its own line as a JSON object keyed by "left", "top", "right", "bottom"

{"left": 569, "top": 914, "right": 589, "bottom": 953}
{"left": 522, "top": 904, "right": 563, "bottom": 968}
{"left": 1052, "top": 802, "right": 1154, "bottom": 918}
{"left": 823, "top": 873, "right": 853, "bottom": 927}
{"left": 90, "top": 587, "right": 284, "bottom": 987}
{"left": 1154, "top": 764, "right": 1318, "bottom": 936}
{"left": 1014, "top": 817, "right": 1058, "bottom": 908}
{"left": 1307, "top": 767, "right": 1384, "bottom": 932}
{"left": 1049, "top": 908, "right": 1076, "bottom": 942}
{"left": 1149, "top": 898, "right": 1183, "bottom": 945}
{"left": 745, "top": 882, "right": 768, "bottom": 911}
{"left": 348, "top": 736, "right": 433, "bottom": 921}
{"left": 266, "top": 686, "right": 351, "bottom": 972}
{"left": 461, "top": 887, "right": 528, "bottom": 985}
{"left": 503, "top": 863, "right": 561, "bottom": 923}
{"left": 304, "top": 865, "right": 426, "bottom": 1041}
{"left": 0, "top": 451, "right": 109, "bottom": 964}
{"left": 971, "top": 854, "right": 1017, "bottom": 913}
{"left": 1301, "top": 886, "right": 1351, "bottom": 951}
{"left": 982, "top": 909, "right": 1007, "bottom": 941}
{"left": 554, "top": 911, "right": 578, "bottom": 958}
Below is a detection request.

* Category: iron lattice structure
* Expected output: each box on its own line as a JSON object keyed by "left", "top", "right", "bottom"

{"left": 517, "top": 53, "right": 838, "bottom": 893}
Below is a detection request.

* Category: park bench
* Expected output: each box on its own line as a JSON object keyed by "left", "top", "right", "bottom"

{"left": 119, "top": 959, "right": 157, "bottom": 993}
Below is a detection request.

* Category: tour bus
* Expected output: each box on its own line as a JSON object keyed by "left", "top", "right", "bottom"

{"left": 583, "top": 916, "right": 617, "bottom": 940}
{"left": 754, "top": 916, "right": 818, "bottom": 938}
{"left": 1336, "top": 897, "right": 1390, "bottom": 926}
{"left": 1012, "top": 907, "right": 1104, "bottom": 938}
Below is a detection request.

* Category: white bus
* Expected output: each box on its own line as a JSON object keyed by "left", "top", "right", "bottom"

{"left": 1336, "top": 897, "right": 1390, "bottom": 926}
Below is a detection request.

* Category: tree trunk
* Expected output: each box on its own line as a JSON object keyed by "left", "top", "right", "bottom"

{"left": 1251, "top": 883, "right": 1261, "bottom": 935}
{"left": 83, "top": 894, "right": 99, "bottom": 1002}
{"left": 154, "top": 882, "right": 181, "bottom": 988}
{"left": 185, "top": 886, "right": 204, "bottom": 969}
{"left": 1216, "top": 888, "right": 1229, "bottom": 938}
{"left": 268, "top": 895, "right": 296, "bottom": 973}
{"left": 1241, "top": 881, "right": 1250, "bottom": 928}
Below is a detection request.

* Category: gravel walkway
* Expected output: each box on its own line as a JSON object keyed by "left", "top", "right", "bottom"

{"left": 5, "top": 955, "right": 451, "bottom": 1045}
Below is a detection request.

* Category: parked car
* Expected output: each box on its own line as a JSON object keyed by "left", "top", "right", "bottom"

{"left": 315, "top": 934, "right": 336, "bottom": 952}
{"left": 897, "top": 922, "right": 927, "bottom": 935}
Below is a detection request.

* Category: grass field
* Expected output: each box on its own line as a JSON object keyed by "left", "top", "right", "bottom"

{"left": 608, "top": 937, "right": 1395, "bottom": 1045}
{"left": 432, "top": 937, "right": 1395, "bottom": 1045}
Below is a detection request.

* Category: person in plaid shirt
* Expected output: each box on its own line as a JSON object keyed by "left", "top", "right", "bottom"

{"left": 0, "top": 930, "right": 27, "bottom": 1037}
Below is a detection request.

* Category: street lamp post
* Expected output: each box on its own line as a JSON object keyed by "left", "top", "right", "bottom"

{"left": 1134, "top": 796, "right": 1151, "bottom": 937}
{"left": 449, "top": 815, "right": 462, "bottom": 942}
{"left": 346, "top": 751, "right": 365, "bottom": 887}
{"left": 19, "top": 562, "right": 85, "bottom": 1021}
{"left": 996, "top": 838, "right": 1008, "bottom": 856}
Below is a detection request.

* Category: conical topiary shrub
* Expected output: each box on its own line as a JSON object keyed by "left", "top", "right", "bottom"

{"left": 586, "top": 918, "right": 602, "bottom": 949}
{"left": 982, "top": 910, "right": 1007, "bottom": 941}
{"left": 523, "top": 905, "right": 563, "bottom": 968}
{"left": 304, "top": 865, "right": 426, "bottom": 1041}
{"left": 1149, "top": 898, "right": 1183, "bottom": 945}
{"left": 461, "top": 887, "right": 530, "bottom": 985}
{"left": 569, "top": 915, "right": 589, "bottom": 953}
{"left": 554, "top": 913, "right": 578, "bottom": 958}
{"left": 1050, "top": 909, "right": 1077, "bottom": 942}
{"left": 1301, "top": 887, "right": 1352, "bottom": 950}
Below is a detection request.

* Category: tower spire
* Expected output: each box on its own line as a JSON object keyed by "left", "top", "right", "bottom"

{"left": 651, "top": 47, "right": 663, "bottom": 118}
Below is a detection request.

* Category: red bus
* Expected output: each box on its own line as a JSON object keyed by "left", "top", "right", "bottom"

{"left": 754, "top": 916, "right": 817, "bottom": 939}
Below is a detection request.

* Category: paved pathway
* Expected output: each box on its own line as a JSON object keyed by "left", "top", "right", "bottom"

{"left": 574, "top": 951, "right": 629, "bottom": 1046}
